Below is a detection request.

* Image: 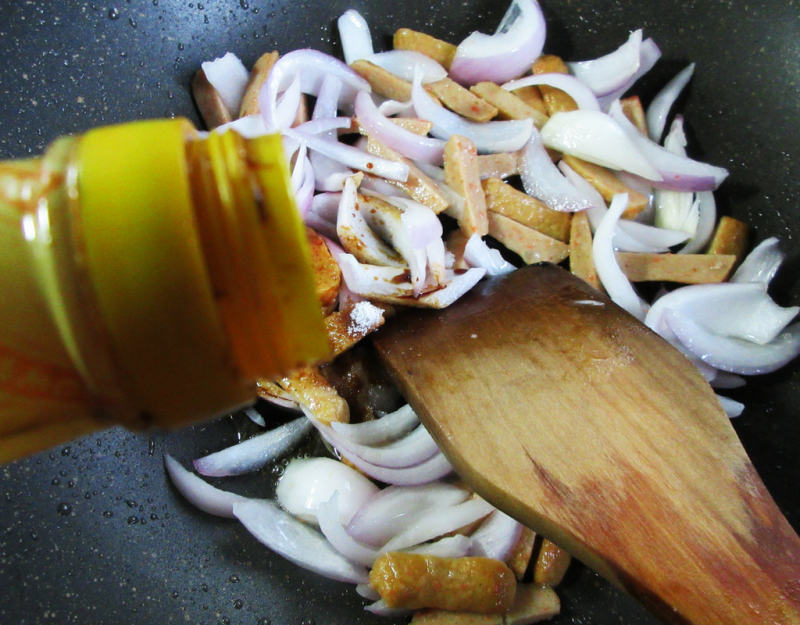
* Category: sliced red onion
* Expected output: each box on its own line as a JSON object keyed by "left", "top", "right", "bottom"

{"left": 389, "top": 268, "right": 485, "bottom": 309}
{"left": 654, "top": 117, "right": 698, "bottom": 236}
{"left": 593, "top": 193, "right": 647, "bottom": 320}
{"left": 346, "top": 482, "right": 470, "bottom": 547}
{"left": 336, "top": 177, "right": 406, "bottom": 266}
{"left": 541, "top": 111, "right": 661, "bottom": 180}
{"left": 463, "top": 234, "right": 515, "bottom": 275}
{"left": 304, "top": 209, "right": 338, "bottom": 241}
{"left": 556, "top": 160, "right": 607, "bottom": 227}
{"left": 213, "top": 114, "right": 268, "bottom": 138}
{"left": 519, "top": 130, "right": 596, "bottom": 212}
{"left": 193, "top": 416, "right": 312, "bottom": 478}
{"left": 449, "top": 0, "right": 546, "bottom": 85}
{"left": 313, "top": 75, "right": 344, "bottom": 120}
{"left": 333, "top": 439, "right": 452, "bottom": 486}
{"left": 311, "top": 151, "right": 352, "bottom": 192}
{"left": 356, "top": 584, "right": 380, "bottom": 601}
{"left": 355, "top": 91, "right": 445, "bottom": 164}
{"left": 294, "top": 116, "right": 353, "bottom": 136}
{"left": 233, "top": 499, "right": 369, "bottom": 584}
{"left": 710, "top": 371, "right": 746, "bottom": 390}
{"left": 663, "top": 308, "right": 800, "bottom": 375}
{"left": 338, "top": 253, "right": 415, "bottom": 298}
{"left": 646, "top": 63, "right": 696, "bottom": 141}
{"left": 503, "top": 73, "right": 600, "bottom": 111}
{"left": 290, "top": 141, "right": 308, "bottom": 190}
{"left": 331, "top": 404, "right": 419, "bottom": 445}
{"left": 295, "top": 155, "right": 315, "bottom": 217}
{"left": 561, "top": 160, "right": 686, "bottom": 252}
{"left": 617, "top": 220, "right": 689, "bottom": 252}
{"left": 411, "top": 72, "right": 533, "bottom": 152}
{"left": 359, "top": 192, "right": 444, "bottom": 294}
{"left": 679, "top": 191, "right": 716, "bottom": 254}
{"left": 366, "top": 50, "right": 447, "bottom": 83}
{"left": 201, "top": 52, "right": 249, "bottom": 117}
{"left": 378, "top": 99, "right": 416, "bottom": 117}
{"left": 567, "top": 30, "right": 643, "bottom": 97}
{"left": 405, "top": 534, "right": 473, "bottom": 558}
{"left": 259, "top": 49, "right": 371, "bottom": 130}
{"left": 274, "top": 73, "right": 303, "bottom": 131}
{"left": 244, "top": 407, "right": 266, "bottom": 427}
{"left": 276, "top": 457, "right": 379, "bottom": 526}
{"left": 608, "top": 100, "right": 729, "bottom": 190}
{"left": 337, "top": 9, "right": 374, "bottom": 65}
{"left": 645, "top": 282, "right": 798, "bottom": 346}
{"left": 318, "top": 493, "right": 380, "bottom": 566}
{"left": 731, "top": 237, "right": 784, "bottom": 285}
{"left": 598, "top": 38, "right": 662, "bottom": 109}
{"left": 163, "top": 454, "right": 249, "bottom": 519}
{"left": 469, "top": 510, "right": 523, "bottom": 561}
{"left": 364, "top": 600, "right": 411, "bottom": 617}
{"left": 359, "top": 173, "right": 409, "bottom": 197}
{"left": 285, "top": 127, "right": 409, "bottom": 181}
{"left": 426, "top": 238, "right": 448, "bottom": 286}
{"left": 717, "top": 395, "right": 745, "bottom": 418}
{"left": 380, "top": 497, "right": 494, "bottom": 552}
{"left": 323, "top": 423, "right": 440, "bottom": 469}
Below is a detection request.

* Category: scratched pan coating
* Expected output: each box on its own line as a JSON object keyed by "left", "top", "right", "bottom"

{"left": 0, "top": 1, "right": 797, "bottom": 624}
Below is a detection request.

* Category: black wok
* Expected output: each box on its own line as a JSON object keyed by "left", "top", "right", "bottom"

{"left": 1, "top": 1, "right": 798, "bottom": 624}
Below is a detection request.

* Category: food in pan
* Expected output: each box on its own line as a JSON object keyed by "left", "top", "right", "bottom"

{"left": 166, "top": 0, "right": 800, "bottom": 620}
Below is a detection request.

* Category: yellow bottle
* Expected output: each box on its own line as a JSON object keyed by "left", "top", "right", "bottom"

{"left": 0, "top": 118, "right": 330, "bottom": 462}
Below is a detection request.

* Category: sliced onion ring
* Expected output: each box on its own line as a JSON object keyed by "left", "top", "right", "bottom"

{"left": 567, "top": 29, "right": 643, "bottom": 97}
{"left": 337, "top": 9, "right": 374, "bottom": 65}
{"left": 233, "top": 498, "right": 369, "bottom": 584}
{"left": 164, "top": 454, "right": 248, "bottom": 519}
{"left": 193, "top": 416, "right": 311, "bottom": 477}
{"left": 663, "top": 309, "right": 800, "bottom": 375}
{"left": 449, "top": 0, "right": 546, "bottom": 85}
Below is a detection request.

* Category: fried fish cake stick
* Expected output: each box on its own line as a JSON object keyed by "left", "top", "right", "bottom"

{"left": 370, "top": 552, "right": 516, "bottom": 614}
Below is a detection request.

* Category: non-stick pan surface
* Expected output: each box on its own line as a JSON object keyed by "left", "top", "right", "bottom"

{"left": 1, "top": 1, "right": 798, "bottom": 624}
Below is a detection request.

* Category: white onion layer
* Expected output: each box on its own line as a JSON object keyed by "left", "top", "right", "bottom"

{"left": 233, "top": 499, "right": 369, "bottom": 584}
{"left": 449, "top": 0, "right": 546, "bottom": 85}
{"left": 568, "top": 30, "right": 643, "bottom": 97}
{"left": 164, "top": 454, "right": 248, "bottom": 519}
{"left": 193, "top": 416, "right": 311, "bottom": 477}
{"left": 337, "top": 9, "right": 374, "bottom": 65}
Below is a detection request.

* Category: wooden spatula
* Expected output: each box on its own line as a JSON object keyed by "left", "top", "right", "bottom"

{"left": 372, "top": 263, "right": 800, "bottom": 625}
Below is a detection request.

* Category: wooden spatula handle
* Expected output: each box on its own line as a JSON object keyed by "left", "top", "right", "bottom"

{"left": 373, "top": 264, "right": 800, "bottom": 625}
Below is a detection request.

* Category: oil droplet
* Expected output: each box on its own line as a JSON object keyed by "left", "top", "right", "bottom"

{"left": 61, "top": 446, "right": 71, "bottom": 456}
{"left": 233, "top": 599, "right": 243, "bottom": 610}
{"left": 126, "top": 499, "right": 137, "bottom": 508}
{"left": 51, "top": 478, "right": 60, "bottom": 486}
{"left": 57, "top": 502, "right": 72, "bottom": 515}
{"left": 239, "top": 0, "right": 249, "bottom": 8}
{"left": 108, "top": 7, "right": 120, "bottom": 19}
{"left": 257, "top": 618, "right": 271, "bottom": 625}
{"left": 103, "top": 510, "right": 113, "bottom": 518}
{"left": 228, "top": 574, "right": 239, "bottom": 583}
{"left": 127, "top": 515, "right": 138, "bottom": 525}
{"left": 30, "top": 531, "right": 38, "bottom": 540}
{"left": 171, "top": 590, "right": 179, "bottom": 599}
